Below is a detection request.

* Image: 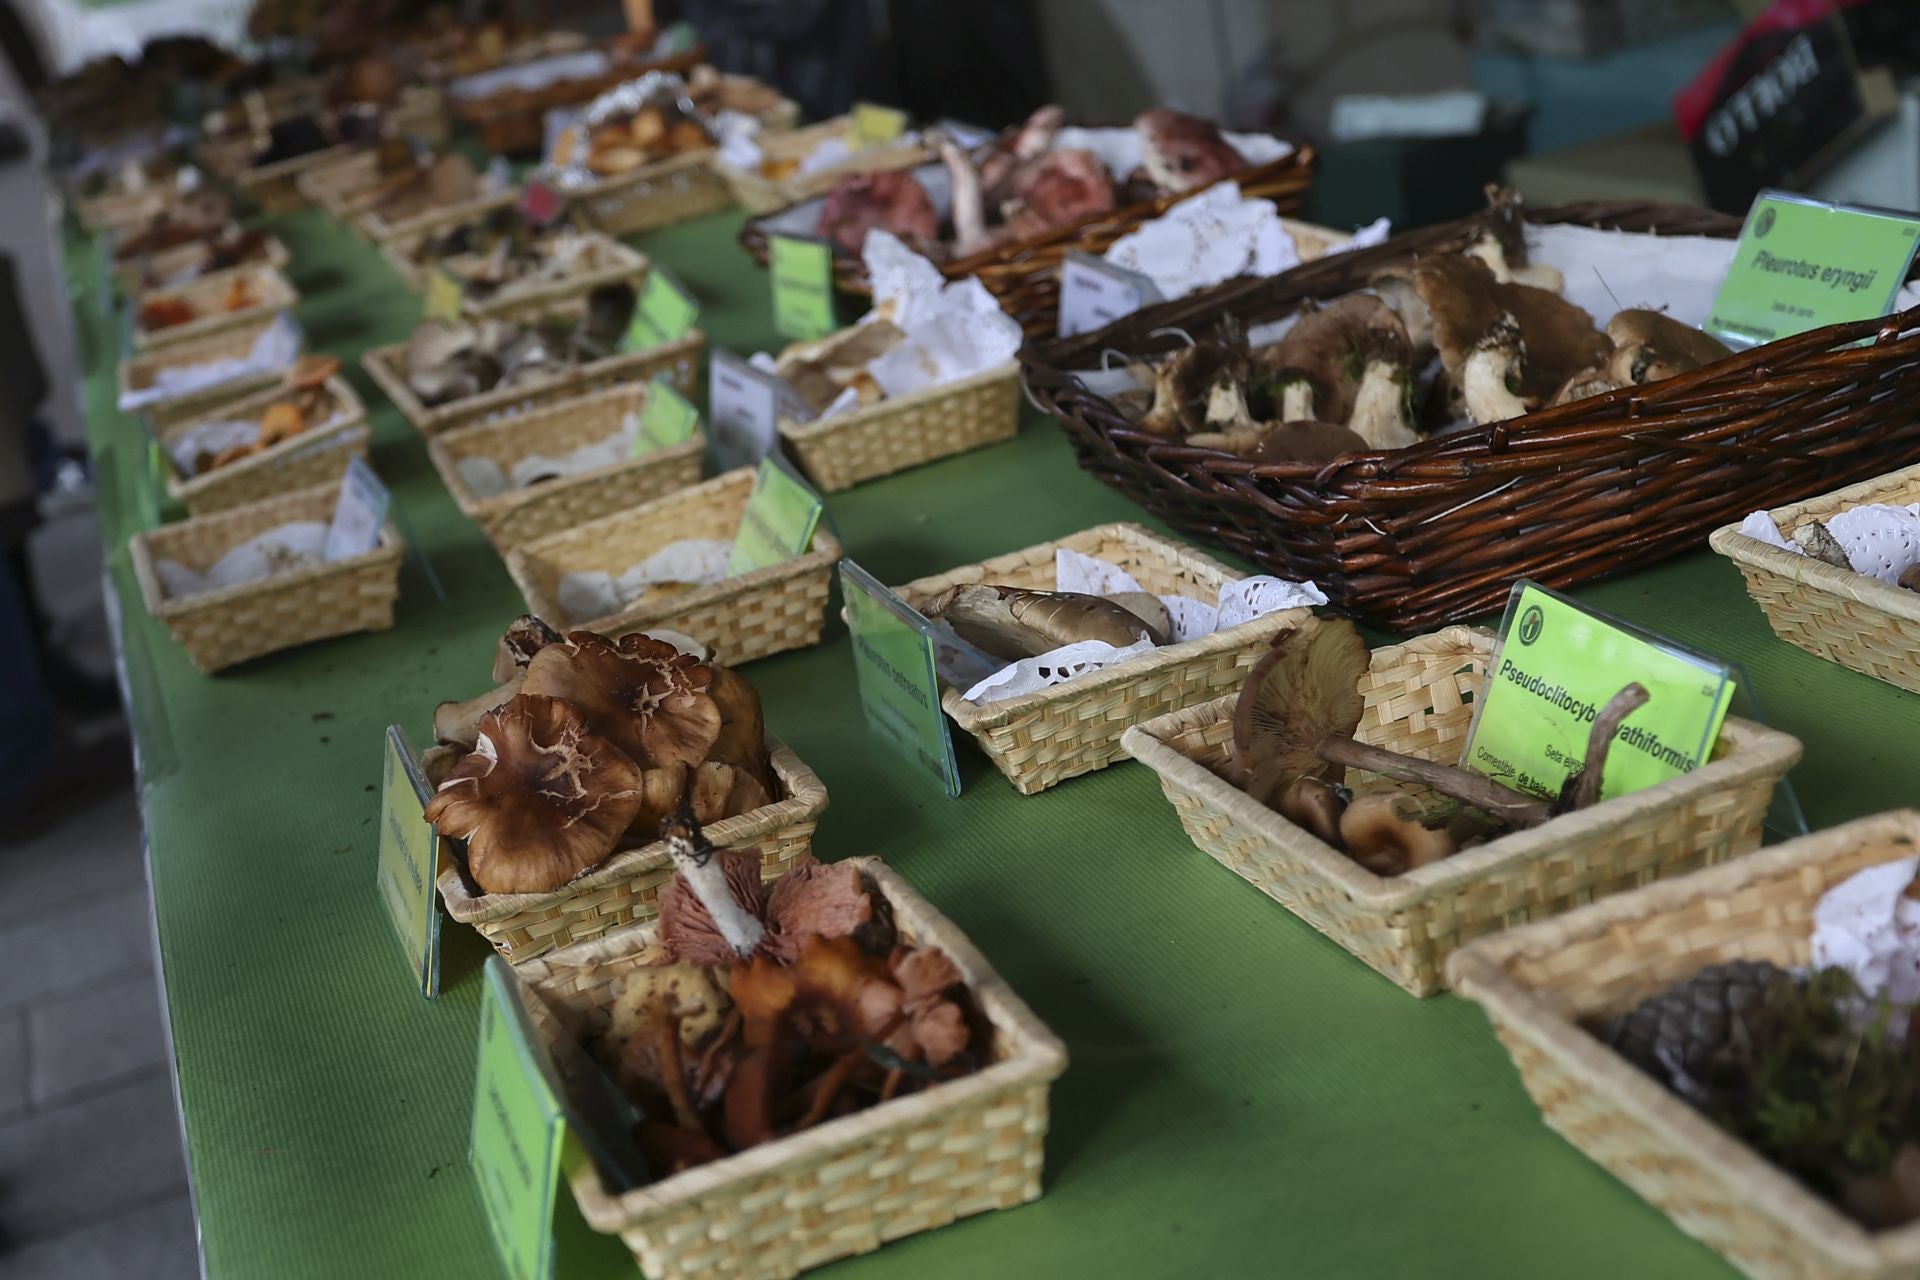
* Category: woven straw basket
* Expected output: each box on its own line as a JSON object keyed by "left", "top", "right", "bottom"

{"left": 1121, "top": 623, "right": 1803, "bottom": 996}
{"left": 112, "top": 235, "right": 291, "bottom": 297}
{"left": 506, "top": 469, "right": 842, "bottom": 667}
{"left": 127, "top": 480, "right": 401, "bottom": 673}
{"left": 360, "top": 328, "right": 703, "bottom": 437}
{"left": 445, "top": 233, "right": 649, "bottom": 323}
{"left": 295, "top": 148, "right": 384, "bottom": 221}
{"left": 118, "top": 313, "right": 298, "bottom": 430}
{"left": 570, "top": 150, "right": 735, "bottom": 237}
{"left": 131, "top": 263, "right": 298, "bottom": 352}
{"left": 426, "top": 381, "right": 703, "bottom": 551}
{"left": 893, "top": 523, "right": 1309, "bottom": 795}
{"left": 719, "top": 114, "right": 932, "bottom": 215}
{"left": 161, "top": 376, "right": 369, "bottom": 516}
{"left": 452, "top": 45, "right": 709, "bottom": 157}
{"left": 358, "top": 186, "right": 518, "bottom": 247}
{"left": 75, "top": 184, "right": 169, "bottom": 233}
{"left": 1711, "top": 462, "right": 1920, "bottom": 696}
{"left": 389, "top": 85, "right": 450, "bottom": 147}
{"left": 435, "top": 739, "right": 827, "bottom": 962}
{"left": 512, "top": 856, "right": 1067, "bottom": 1280}
{"left": 781, "top": 358, "right": 1020, "bottom": 493}
{"left": 236, "top": 142, "right": 365, "bottom": 214}
{"left": 1447, "top": 810, "right": 1920, "bottom": 1280}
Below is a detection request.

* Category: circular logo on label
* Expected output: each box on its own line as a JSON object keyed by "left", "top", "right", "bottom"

{"left": 1754, "top": 207, "right": 1776, "bottom": 238}
{"left": 1518, "top": 605, "right": 1544, "bottom": 646}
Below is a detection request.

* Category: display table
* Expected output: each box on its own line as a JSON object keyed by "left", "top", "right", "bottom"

{"left": 77, "top": 203, "right": 1918, "bottom": 1279}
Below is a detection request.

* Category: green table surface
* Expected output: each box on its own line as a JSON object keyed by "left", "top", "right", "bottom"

{"left": 76, "top": 203, "right": 1920, "bottom": 1280}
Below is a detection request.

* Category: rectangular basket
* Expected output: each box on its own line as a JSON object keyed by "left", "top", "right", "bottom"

{"left": 1709, "top": 462, "right": 1920, "bottom": 696}
{"left": 358, "top": 185, "right": 518, "bottom": 247}
{"left": 131, "top": 263, "right": 298, "bottom": 352}
{"left": 389, "top": 85, "right": 449, "bottom": 147}
{"left": 74, "top": 184, "right": 169, "bottom": 233}
{"left": 719, "top": 114, "right": 932, "bottom": 215}
{"left": 1121, "top": 623, "right": 1803, "bottom": 996}
{"left": 435, "top": 738, "right": 827, "bottom": 962}
{"left": 112, "top": 234, "right": 291, "bottom": 296}
{"left": 1447, "top": 809, "right": 1920, "bottom": 1280}
{"left": 452, "top": 45, "right": 707, "bottom": 156}
{"left": 127, "top": 479, "right": 401, "bottom": 673}
{"left": 893, "top": 522, "right": 1311, "bottom": 795}
{"left": 781, "top": 358, "right": 1020, "bottom": 493}
{"left": 359, "top": 328, "right": 703, "bottom": 437}
{"left": 426, "top": 380, "right": 703, "bottom": 551}
{"left": 160, "top": 376, "right": 369, "bottom": 516}
{"left": 511, "top": 856, "right": 1067, "bottom": 1280}
{"left": 236, "top": 142, "right": 366, "bottom": 215}
{"left": 506, "top": 468, "right": 841, "bottom": 667}
{"left": 1022, "top": 198, "right": 1920, "bottom": 632}
{"left": 444, "top": 232, "right": 649, "bottom": 323}
{"left": 118, "top": 313, "right": 298, "bottom": 430}
{"left": 295, "top": 148, "right": 384, "bottom": 220}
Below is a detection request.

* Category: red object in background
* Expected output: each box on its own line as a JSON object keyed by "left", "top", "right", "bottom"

{"left": 519, "top": 180, "right": 565, "bottom": 228}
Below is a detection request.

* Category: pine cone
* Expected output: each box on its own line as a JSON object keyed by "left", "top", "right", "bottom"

{"left": 1603, "top": 960, "right": 1790, "bottom": 1101}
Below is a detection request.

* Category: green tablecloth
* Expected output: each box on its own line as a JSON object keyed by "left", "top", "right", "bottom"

{"left": 78, "top": 205, "right": 1920, "bottom": 1280}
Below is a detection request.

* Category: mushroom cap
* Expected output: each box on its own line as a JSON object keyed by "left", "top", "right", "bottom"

{"left": 1187, "top": 419, "right": 1368, "bottom": 462}
{"left": 704, "top": 660, "right": 776, "bottom": 798}
{"left": 1604, "top": 309, "right": 1732, "bottom": 385}
{"left": 1549, "top": 365, "right": 1618, "bottom": 408}
{"left": 764, "top": 860, "right": 873, "bottom": 963}
{"left": 1230, "top": 618, "right": 1370, "bottom": 808}
{"left": 425, "top": 693, "right": 645, "bottom": 896}
{"left": 522, "top": 630, "right": 723, "bottom": 770}
{"left": 1338, "top": 792, "right": 1457, "bottom": 876}
{"left": 493, "top": 614, "right": 562, "bottom": 684}
{"left": 1415, "top": 256, "right": 1610, "bottom": 403}
{"left": 432, "top": 670, "right": 526, "bottom": 750}
{"left": 1501, "top": 284, "right": 1613, "bottom": 401}
{"left": 1255, "top": 296, "right": 1410, "bottom": 427}
{"left": 1277, "top": 776, "right": 1345, "bottom": 845}
{"left": 1138, "top": 328, "right": 1250, "bottom": 438}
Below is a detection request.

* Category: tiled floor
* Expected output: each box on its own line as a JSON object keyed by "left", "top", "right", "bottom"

{"left": 0, "top": 502, "right": 200, "bottom": 1278}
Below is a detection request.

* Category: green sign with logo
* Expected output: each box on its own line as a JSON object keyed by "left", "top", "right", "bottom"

{"left": 1705, "top": 190, "right": 1920, "bottom": 350}
{"left": 375, "top": 725, "right": 441, "bottom": 998}
{"left": 1462, "top": 582, "right": 1735, "bottom": 805}
{"left": 632, "top": 375, "right": 700, "bottom": 456}
{"left": 727, "top": 458, "right": 825, "bottom": 576}
{"left": 840, "top": 559, "right": 963, "bottom": 797}
{"left": 470, "top": 958, "right": 567, "bottom": 1280}
{"left": 623, "top": 267, "right": 700, "bottom": 352}
{"left": 769, "top": 235, "right": 836, "bottom": 340}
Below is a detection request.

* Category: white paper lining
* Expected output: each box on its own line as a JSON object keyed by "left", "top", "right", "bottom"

{"left": 155, "top": 520, "right": 327, "bottom": 599}
{"left": 556, "top": 538, "right": 732, "bottom": 623}
{"left": 1811, "top": 857, "right": 1920, "bottom": 1011}
{"left": 118, "top": 313, "right": 301, "bottom": 412}
{"left": 1739, "top": 503, "right": 1920, "bottom": 585}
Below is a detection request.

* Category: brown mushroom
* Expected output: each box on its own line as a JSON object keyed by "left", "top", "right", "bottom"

{"left": 1277, "top": 776, "right": 1346, "bottom": 845}
{"left": 1338, "top": 792, "right": 1457, "bottom": 875}
{"left": 1107, "top": 592, "right": 1173, "bottom": 640}
{"left": 1604, "top": 310, "right": 1732, "bottom": 387}
{"left": 522, "top": 631, "right": 722, "bottom": 770}
{"left": 1899, "top": 564, "right": 1920, "bottom": 593}
{"left": 1790, "top": 520, "right": 1853, "bottom": 570}
{"left": 922, "top": 584, "right": 1167, "bottom": 659}
{"left": 1136, "top": 330, "right": 1250, "bottom": 438}
{"left": 492, "top": 614, "right": 562, "bottom": 684}
{"left": 1255, "top": 297, "right": 1411, "bottom": 429}
{"left": 1550, "top": 365, "right": 1618, "bottom": 407}
{"left": 704, "top": 661, "right": 775, "bottom": 798}
{"left": 424, "top": 694, "right": 645, "bottom": 895}
{"left": 1187, "top": 419, "right": 1370, "bottom": 462}
{"left": 1416, "top": 257, "right": 1610, "bottom": 424}
{"left": 1462, "top": 228, "right": 1564, "bottom": 292}
{"left": 1230, "top": 618, "right": 1370, "bottom": 808}
{"left": 432, "top": 671, "right": 525, "bottom": 749}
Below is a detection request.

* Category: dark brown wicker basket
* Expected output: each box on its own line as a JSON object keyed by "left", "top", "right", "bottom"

{"left": 1020, "top": 198, "right": 1920, "bottom": 632}
{"left": 738, "top": 131, "right": 1317, "bottom": 337}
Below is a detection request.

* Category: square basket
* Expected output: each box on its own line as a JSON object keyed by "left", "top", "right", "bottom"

{"left": 511, "top": 856, "right": 1067, "bottom": 1280}
{"left": 131, "top": 263, "right": 298, "bottom": 352}
{"left": 893, "top": 522, "right": 1311, "bottom": 795}
{"left": 118, "top": 312, "right": 300, "bottom": 430}
{"left": 127, "top": 479, "right": 401, "bottom": 673}
{"left": 1710, "top": 461, "right": 1920, "bottom": 696}
{"left": 435, "top": 738, "right": 828, "bottom": 962}
{"left": 236, "top": 142, "right": 366, "bottom": 215}
{"left": 718, "top": 114, "right": 932, "bottom": 215}
{"left": 160, "top": 375, "right": 369, "bottom": 516}
{"left": 780, "top": 357, "right": 1020, "bottom": 493}
{"left": 505, "top": 468, "right": 842, "bottom": 667}
{"left": 111, "top": 233, "right": 291, "bottom": 297}
{"left": 358, "top": 185, "right": 518, "bottom": 248}
{"left": 1446, "top": 810, "right": 1920, "bottom": 1280}
{"left": 443, "top": 231, "right": 649, "bottom": 323}
{"left": 426, "top": 380, "right": 703, "bottom": 551}
{"left": 1121, "top": 623, "right": 1804, "bottom": 996}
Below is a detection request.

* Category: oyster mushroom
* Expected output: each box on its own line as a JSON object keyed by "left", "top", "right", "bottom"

{"left": 922, "top": 584, "right": 1167, "bottom": 659}
{"left": 1604, "top": 310, "right": 1732, "bottom": 387}
{"left": 424, "top": 694, "right": 645, "bottom": 895}
{"left": 1230, "top": 619, "right": 1368, "bottom": 808}
{"left": 1134, "top": 107, "right": 1246, "bottom": 193}
{"left": 493, "top": 614, "right": 562, "bottom": 684}
{"left": 1256, "top": 296, "right": 1416, "bottom": 449}
{"left": 1339, "top": 792, "right": 1457, "bottom": 876}
{"left": 433, "top": 672, "right": 526, "bottom": 749}
{"left": 522, "top": 631, "right": 723, "bottom": 771}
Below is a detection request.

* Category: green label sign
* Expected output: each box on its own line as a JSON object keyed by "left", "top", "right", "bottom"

{"left": 840, "top": 560, "right": 961, "bottom": 797}
{"left": 424, "top": 266, "right": 465, "bottom": 322}
{"left": 375, "top": 724, "right": 441, "bottom": 998}
{"left": 850, "top": 102, "right": 908, "bottom": 148}
{"left": 1463, "top": 582, "right": 1735, "bottom": 805}
{"left": 471, "top": 958, "right": 566, "bottom": 1280}
{"left": 633, "top": 375, "right": 700, "bottom": 456}
{"left": 770, "top": 235, "right": 836, "bottom": 340}
{"left": 1706, "top": 190, "right": 1920, "bottom": 350}
{"left": 727, "top": 457, "right": 825, "bottom": 575}
{"left": 623, "top": 267, "right": 699, "bottom": 352}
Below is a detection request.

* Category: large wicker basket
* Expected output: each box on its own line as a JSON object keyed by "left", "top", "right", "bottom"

{"left": 893, "top": 522, "right": 1311, "bottom": 795}
{"left": 782, "top": 358, "right": 1019, "bottom": 493}
{"left": 1447, "top": 810, "right": 1920, "bottom": 1280}
{"left": 1122, "top": 623, "right": 1803, "bottom": 996}
{"left": 131, "top": 263, "right": 298, "bottom": 351}
{"left": 512, "top": 856, "right": 1067, "bottom": 1280}
{"left": 435, "top": 738, "right": 827, "bottom": 962}
{"left": 127, "top": 480, "right": 402, "bottom": 673}
{"left": 111, "top": 234, "right": 291, "bottom": 297}
{"left": 740, "top": 129, "right": 1316, "bottom": 336}
{"left": 426, "top": 381, "right": 703, "bottom": 551}
{"left": 235, "top": 142, "right": 366, "bottom": 215}
{"left": 118, "top": 313, "right": 299, "bottom": 430}
{"left": 160, "top": 375, "right": 369, "bottom": 516}
{"left": 506, "top": 469, "right": 841, "bottom": 667}
{"left": 719, "top": 114, "right": 932, "bottom": 215}
{"left": 1710, "top": 462, "right": 1920, "bottom": 696}
{"left": 359, "top": 328, "right": 703, "bottom": 437}
{"left": 1022, "top": 198, "right": 1920, "bottom": 632}
{"left": 358, "top": 185, "right": 518, "bottom": 247}
{"left": 441, "top": 232, "right": 649, "bottom": 323}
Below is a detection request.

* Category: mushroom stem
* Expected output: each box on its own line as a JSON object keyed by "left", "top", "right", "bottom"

{"left": 652, "top": 1005, "right": 703, "bottom": 1132}
{"left": 1460, "top": 340, "right": 1529, "bottom": 424}
{"left": 1279, "top": 379, "right": 1315, "bottom": 423}
{"left": 937, "top": 133, "right": 993, "bottom": 258}
{"left": 662, "top": 804, "right": 766, "bottom": 959}
{"left": 1348, "top": 361, "right": 1417, "bottom": 449}
{"left": 1314, "top": 735, "right": 1554, "bottom": 828}
{"left": 1561, "top": 683, "right": 1651, "bottom": 812}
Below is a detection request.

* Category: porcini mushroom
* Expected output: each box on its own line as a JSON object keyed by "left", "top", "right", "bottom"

{"left": 1230, "top": 618, "right": 1369, "bottom": 808}
{"left": 424, "top": 694, "right": 645, "bottom": 895}
{"left": 1136, "top": 328, "right": 1250, "bottom": 438}
{"left": 1254, "top": 296, "right": 1411, "bottom": 431}
{"left": 1338, "top": 792, "right": 1456, "bottom": 876}
{"left": 1416, "top": 257, "right": 1611, "bottom": 424}
{"left": 1187, "top": 419, "right": 1369, "bottom": 462}
{"left": 522, "top": 631, "right": 723, "bottom": 770}
{"left": 922, "top": 584, "right": 1167, "bottom": 659}
{"left": 1604, "top": 310, "right": 1732, "bottom": 387}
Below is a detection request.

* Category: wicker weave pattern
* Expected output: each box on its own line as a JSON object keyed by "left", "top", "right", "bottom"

{"left": 426, "top": 381, "right": 704, "bottom": 550}
{"left": 163, "top": 376, "right": 370, "bottom": 515}
{"left": 75, "top": 185, "right": 169, "bottom": 232}
{"left": 132, "top": 264, "right": 298, "bottom": 351}
{"left": 1711, "top": 463, "right": 1920, "bottom": 696}
{"left": 112, "top": 235, "right": 291, "bottom": 296}
{"left": 782, "top": 360, "right": 1020, "bottom": 493}
{"left": 719, "top": 114, "right": 932, "bottom": 214}
{"left": 445, "top": 232, "right": 649, "bottom": 322}
{"left": 574, "top": 150, "right": 734, "bottom": 237}
{"left": 452, "top": 45, "right": 708, "bottom": 156}
{"left": 506, "top": 469, "right": 841, "bottom": 667}
{"left": 359, "top": 186, "right": 519, "bottom": 247}
{"left": 119, "top": 313, "right": 297, "bottom": 429}
{"left": 513, "top": 858, "right": 1067, "bottom": 1280}
{"left": 127, "top": 481, "right": 402, "bottom": 673}
{"left": 296, "top": 149, "right": 382, "bottom": 219}
{"left": 436, "top": 740, "right": 827, "bottom": 962}
{"left": 237, "top": 142, "right": 366, "bottom": 214}
{"left": 892, "top": 523, "right": 1308, "bottom": 795}
{"left": 360, "top": 329, "right": 703, "bottom": 437}
{"left": 1448, "top": 812, "right": 1920, "bottom": 1280}
{"left": 1121, "top": 624, "right": 1803, "bottom": 995}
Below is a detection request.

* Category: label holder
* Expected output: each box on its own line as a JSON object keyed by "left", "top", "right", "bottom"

{"left": 376, "top": 724, "right": 442, "bottom": 998}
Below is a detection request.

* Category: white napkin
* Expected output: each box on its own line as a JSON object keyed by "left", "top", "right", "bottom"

{"left": 1740, "top": 503, "right": 1920, "bottom": 584}
{"left": 119, "top": 313, "right": 301, "bottom": 412}
{"left": 1102, "top": 183, "right": 1301, "bottom": 302}
{"left": 859, "top": 230, "right": 1021, "bottom": 399}
{"left": 155, "top": 521, "right": 328, "bottom": 599}
{"left": 1812, "top": 858, "right": 1920, "bottom": 1011}
{"left": 556, "top": 538, "right": 732, "bottom": 623}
